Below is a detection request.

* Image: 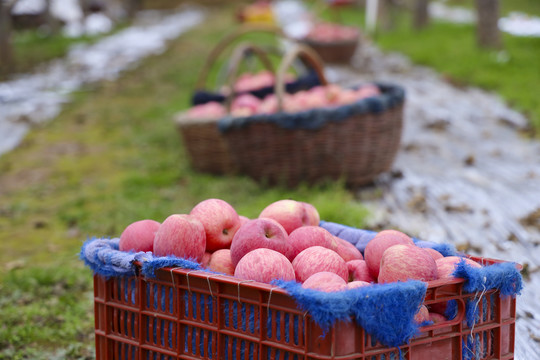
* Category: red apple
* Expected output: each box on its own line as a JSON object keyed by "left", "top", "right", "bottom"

{"left": 429, "top": 312, "right": 447, "bottom": 324}
{"left": 207, "top": 249, "right": 235, "bottom": 276}
{"left": 335, "top": 237, "right": 363, "bottom": 262}
{"left": 364, "top": 229, "right": 415, "bottom": 278}
{"left": 414, "top": 305, "right": 430, "bottom": 324}
{"left": 302, "top": 271, "right": 347, "bottom": 292}
{"left": 230, "top": 218, "right": 292, "bottom": 266}
{"left": 423, "top": 248, "right": 444, "bottom": 262}
{"left": 436, "top": 256, "right": 482, "bottom": 279}
{"left": 153, "top": 214, "right": 206, "bottom": 261}
{"left": 201, "top": 252, "right": 212, "bottom": 267}
{"left": 119, "top": 219, "right": 160, "bottom": 252}
{"left": 187, "top": 101, "right": 226, "bottom": 119}
{"left": 189, "top": 198, "right": 242, "bottom": 252}
{"left": 239, "top": 215, "right": 250, "bottom": 226}
{"left": 257, "top": 94, "right": 279, "bottom": 114}
{"left": 288, "top": 225, "right": 338, "bottom": 260}
{"left": 234, "top": 248, "right": 295, "bottom": 284}
{"left": 259, "top": 199, "right": 310, "bottom": 234}
{"left": 301, "top": 202, "right": 320, "bottom": 226}
{"left": 378, "top": 244, "right": 438, "bottom": 284}
{"left": 346, "top": 280, "right": 371, "bottom": 289}
{"left": 292, "top": 246, "right": 348, "bottom": 283}
{"left": 346, "top": 260, "right": 374, "bottom": 283}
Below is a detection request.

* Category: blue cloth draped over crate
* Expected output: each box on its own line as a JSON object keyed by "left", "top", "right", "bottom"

{"left": 191, "top": 70, "right": 322, "bottom": 106}
{"left": 80, "top": 223, "right": 522, "bottom": 357}
{"left": 217, "top": 83, "right": 405, "bottom": 133}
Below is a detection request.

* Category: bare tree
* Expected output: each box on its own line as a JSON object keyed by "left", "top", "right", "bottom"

{"left": 412, "top": 0, "right": 429, "bottom": 30}
{"left": 475, "top": 0, "right": 501, "bottom": 49}
{"left": 0, "top": 0, "right": 18, "bottom": 77}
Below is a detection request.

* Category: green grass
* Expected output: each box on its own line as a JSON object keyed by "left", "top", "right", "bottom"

{"left": 0, "top": 8, "right": 369, "bottom": 358}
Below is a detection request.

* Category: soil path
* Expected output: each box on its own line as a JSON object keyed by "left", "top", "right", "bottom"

{"left": 326, "top": 41, "right": 540, "bottom": 359}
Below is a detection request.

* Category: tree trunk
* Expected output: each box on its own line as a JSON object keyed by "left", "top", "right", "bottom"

{"left": 0, "top": 1, "right": 14, "bottom": 77}
{"left": 413, "top": 0, "right": 429, "bottom": 30}
{"left": 124, "top": 0, "right": 141, "bottom": 19}
{"left": 475, "top": 0, "right": 501, "bottom": 49}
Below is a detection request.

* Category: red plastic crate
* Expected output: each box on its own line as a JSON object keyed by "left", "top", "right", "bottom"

{"left": 92, "top": 256, "right": 518, "bottom": 360}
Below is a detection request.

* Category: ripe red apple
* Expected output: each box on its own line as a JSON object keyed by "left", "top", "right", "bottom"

{"left": 335, "top": 237, "right": 363, "bottom": 262}
{"left": 234, "top": 248, "right": 295, "bottom": 284}
{"left": 301, "top": 202, "right": 320, "bottom": 226}
{"left": 429, "top": 312, "right": 447, "bottom": 324}
{"left": 153, "top": 214, "right": 206, "bottom": 261}
{"left": 257, "top": 94, "right": 278, "bottom": 114}
{"left": 189, "top": 198, "right": 242, "bottom": 252}
{"left": 346, "top": 260, "right": 374, "bottom": 283}
{"left": 288, "top": 226, "right": 338, "bottom": 260}
{"left": 346, "top": 280, "right": 370, "bottom": 289}
{"left": 201, "top": 252, "right": 212, "bottom": 267}
{"left": 301, "top": 271, "right": 347, "bottom": 292}
{"left": 239, "top": 215, "right": 250, "bottom": 226}
{"left": 414, "top": 305, "right": 430, "bottom": 324}
{"left": 378, "top": 244, "right": 438, "bottom": 284}
{"left": 364, "top": 229, "right": 415, "bottom": 279}
{"left": 119, "top": 219, "right": 160, "bottom": 252}
{"left": 187, "top": 101, "right": 226, "bottom": 119}
{"left": 423, "top": 248, "right": 444, "bottom": 262}
{"left": 259, "top": 199, "right": 311, "bottom": 234}
{"left": 207, "top": 249, "right": 235, "bottom": 276}
{"left": 230, "top": 218, "right": 292, "bottom": 266}
{"left": 231, "top": 94, "right": 261, "bottom": 117}
{"left": 436, "top": 256, "right": 482, "bottom": 279}
{"left": 292, "top": 246, "right": 348, "bottom": 283}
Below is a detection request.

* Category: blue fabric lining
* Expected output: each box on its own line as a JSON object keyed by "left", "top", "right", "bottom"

{"left": 217, "top": 83, "right": 405, "bottom": 133}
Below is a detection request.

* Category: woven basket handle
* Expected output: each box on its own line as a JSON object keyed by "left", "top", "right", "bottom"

{"left": 195, "top": 24, "right": 286, "bottom": 91}
{"left": 275, "top": 44, "right": 327, "bottom": 111}
{"left": 223, "top": 41, "right": 276, "bottom": 111}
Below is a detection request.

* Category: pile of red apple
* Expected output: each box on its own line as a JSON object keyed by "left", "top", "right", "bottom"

{"left": 119, "top": 198, "right": 482, "bottom": 325}
{"left": 304, "top": 23, "right": 359, "bottom": 43}
{"left": 186, "top": 83, "right": 381, "bottom": 119}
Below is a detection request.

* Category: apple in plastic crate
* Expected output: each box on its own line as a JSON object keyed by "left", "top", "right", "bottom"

{"left": 414, "top": 305, "right": 430, "bottom": 324}
{"left": 259, "top": 199, "right": 318, "bottom": 234}
{"left": 292, "top": 246, "right": 348, "bottom": 282}
{"left": 189, "top": 198, "right": 242, "bottom": 252}
{"left": 119, "top": 219, "right": 160, "bottom": 252}
{"left": 364, "top": 229, "right": 415, "bottom": 278}
{"left": 302, "top": 271, "right": 347, "bottom": 292}
{"left": 234, "top": 248, "right": 295, "bottom": 284}
{"left": 436, "top": 256, "right": 481, "bottom": 279}
{"left": 346, "top": 280, "right": 370, "bottom": 289}
{"left": 423, "top": 247, "right": 444, "bottom": 261}
{"left": 288, "top": 225, "right": 338, "bottom": 260}
{"left": 346, "top": 259, "right": 374, "bottom": 283}
{"left": 378, "top": 244, "right": 438, "bottom": 284}
{"left": 335, "top": 236, "right": 363, "bottom": 262}
{"left": 207, "top": 249, "right": 235, "bottom": 276}
{"left": 201, "top": 252, "right": 212, "bottom": 267}
{"left": 429, "top": 312, "right": 447, "bottom": 324}
{"left": 153, "top": 214, "right": 206, "bottom": 262}
{"left": 230, "top": 217, "right": 293, "bottom": 266}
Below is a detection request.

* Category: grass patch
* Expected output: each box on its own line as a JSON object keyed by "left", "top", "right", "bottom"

{"left": 0, "top": 7, "right": 369, "bottom": 358}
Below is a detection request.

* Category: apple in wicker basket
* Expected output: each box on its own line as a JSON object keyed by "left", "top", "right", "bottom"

{"left": 187, "top": 101, "right": 226, "bottom": 119}
{"left": 230, "top": 217, "right": 293, "bottom": 266}
{"left": 305, "top": 23, "right": 359, "bottom": 43}
{"left": 234, "top": 248, "right": 295, "bottom": 284}
{"left": 189, "top": 198, "right": 242, "bottom": 252}
{"left": 119, "top": 219, "right": 161, "bottom": 252}
{"left": 292, "top": 246, "right": 349, "bottom": 283}
{"left": 153, "top": 214, "right": 206, "bottom": 262}
{"left": 231, "top": 93, "right": 261, "bottom": 117}
{"left": 378, "top": 244, "right": 438, "bottom": 284}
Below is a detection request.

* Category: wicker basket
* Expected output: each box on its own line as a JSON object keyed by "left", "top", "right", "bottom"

{"left": 219, "top": 44, "right": 405, "bottom": 188}
{"left": 301, "top": 37, "right": 359, "bottom": 65}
